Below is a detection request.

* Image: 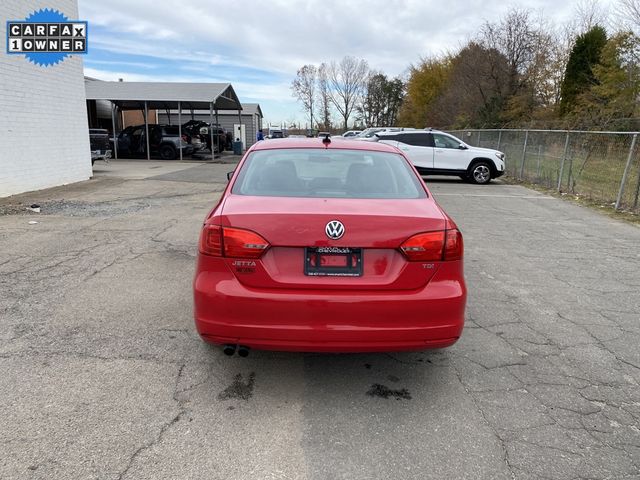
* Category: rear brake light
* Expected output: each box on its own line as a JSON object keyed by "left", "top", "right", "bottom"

{"left": 199, "top": 225, "right": 222, "bottom": 256}
{"left": 223, "top": 227, "right": 270, "bottom": 258}
{"left": 400, "top": 229, "right": 463, "bottom": 261}
{"left": 198, "top": 225, "right": 270, "bottom": 258}
{"left": 444, "top": 229, "right": 463, "bottom": 261}
{"left": 400, "top": 231, "right": 445, "bottom": 261}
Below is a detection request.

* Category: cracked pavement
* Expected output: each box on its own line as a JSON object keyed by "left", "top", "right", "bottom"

{"left": 0, "top": 160, "right": 639, "bottom": 479}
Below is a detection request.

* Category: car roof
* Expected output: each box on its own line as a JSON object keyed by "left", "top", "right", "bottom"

{"left": 251, "top": 138, "right": 401, "bottom": 154}
{"left": 378, "top": 129, "right": 444, "bottom": 136}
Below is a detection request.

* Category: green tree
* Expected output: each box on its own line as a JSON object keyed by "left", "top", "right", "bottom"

{"left": 576, "top": 31, "right": 640, "bottom": 128}
{"left": 559, "top": 25, "right": 607, "bottom": 115}
{"left": 397, "top": 56, "right": 451, "bottom": 127}
{"left": 358, "top": 73, "right": 405, "bottom": 126}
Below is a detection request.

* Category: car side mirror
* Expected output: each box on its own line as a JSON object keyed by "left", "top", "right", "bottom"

{"left": 458, "top": 144, "right": 468, "bottom": 150}
{"left": 226, "top": 171, "right": 234, "bottom": 181}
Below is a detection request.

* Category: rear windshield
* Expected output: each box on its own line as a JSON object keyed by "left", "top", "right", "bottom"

{"left": 232, "top": 148, "right": 426, "bottom": 199}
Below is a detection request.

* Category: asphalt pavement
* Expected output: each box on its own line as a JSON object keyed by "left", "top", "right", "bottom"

{"left": 0, "top": 160, "right": 639, "bottom": 479}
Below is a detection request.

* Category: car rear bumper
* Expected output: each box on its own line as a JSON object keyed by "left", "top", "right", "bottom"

{"left": 193, "top": 257, "right": 466, "bottom": 353}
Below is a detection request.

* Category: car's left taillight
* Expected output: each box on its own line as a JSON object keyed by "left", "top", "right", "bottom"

{"left": 199, "top": 225, "right": 270, "bottom": 259}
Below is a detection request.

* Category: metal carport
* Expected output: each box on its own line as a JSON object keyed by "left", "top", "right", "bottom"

{"left": 84, "top": 81, "right": 243, "bottom": 160}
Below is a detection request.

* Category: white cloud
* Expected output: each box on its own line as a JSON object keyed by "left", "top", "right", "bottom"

{"left": 79, "top": 0, "right": 616, "bottom": 123}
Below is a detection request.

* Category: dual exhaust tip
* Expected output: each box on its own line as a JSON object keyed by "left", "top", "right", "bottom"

{"left": 223, "top": 344, "right": 250, "bottom": 357}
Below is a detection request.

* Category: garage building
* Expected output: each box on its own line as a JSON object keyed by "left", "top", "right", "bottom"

{"left": 158, "top": 104, "right": 264, "bottom": 150}
{"left": 84, "top": 79, "right": 253, "bottom": 155}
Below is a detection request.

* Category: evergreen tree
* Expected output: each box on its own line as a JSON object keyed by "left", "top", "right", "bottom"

{"left": 559, "top": 26, "right": 607, "bottom": 115}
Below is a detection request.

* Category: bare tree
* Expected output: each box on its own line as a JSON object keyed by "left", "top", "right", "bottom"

{"left": 317, "top": 63, "right": 332, "bottom": 130}
{"left": 617, "top": 0, "right": 640, "bottom": 31}
{"left": 328, "top": 56, "right": 369, "bottom": 130}
{"left": 575, "top": 0, "right": 609, "bottom": 32}
{"left": 291, "top": 65, "right": 317, "bottom": 130}
{"left": 480, "top": 7, "right": 537, "bottom": 96}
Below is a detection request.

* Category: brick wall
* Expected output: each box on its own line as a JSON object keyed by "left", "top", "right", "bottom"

{"left": 0, "top": 0, "right": 91, "bottom": 198}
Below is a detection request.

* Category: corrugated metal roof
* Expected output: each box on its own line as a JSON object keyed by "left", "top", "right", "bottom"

{"left": 84, "top": 81, "right": 242, "bottom": 111}
{"left": 163, "top": 103, "right": 264, "bottom": 117}
{"left": 236, "top": 103, "right": 263, "bottom": 117}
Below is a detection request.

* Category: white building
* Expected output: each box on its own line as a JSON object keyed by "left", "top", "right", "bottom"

{"left": 0, "top": 0, "right": 91, "bottom": 198}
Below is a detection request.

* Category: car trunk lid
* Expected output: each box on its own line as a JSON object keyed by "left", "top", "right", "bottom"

{"left": 216, "top": 195, "right": 446, "bottom": 290}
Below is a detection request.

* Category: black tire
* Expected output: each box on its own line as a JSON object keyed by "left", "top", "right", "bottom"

{"left": 468, "top": 161, "right": 492, "bottom": 184}
{"left": 159, "top": 144, "right": 177, "bottom": 160}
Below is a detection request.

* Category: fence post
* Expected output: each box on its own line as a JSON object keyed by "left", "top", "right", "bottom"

{"left": 477, "top": 131, "right": 482, "bottom": 147}
{"left": 557, "top": 131, "right": 570, "bottom": 192}
{"left": 496, "top": 130, "right": 502, "bottom": 150}
{"left": 519, "top": 130, "right": 529, "bottom": 179}
{"left": 615, "top": 133, "right": 638, "bottom": 211}
{"left": 633, "top": 158, "right": 640, "bottom": 210}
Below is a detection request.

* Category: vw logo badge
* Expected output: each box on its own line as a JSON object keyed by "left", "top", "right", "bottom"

{"left": 325, "top": 220, "right": 345, "bottom": 240}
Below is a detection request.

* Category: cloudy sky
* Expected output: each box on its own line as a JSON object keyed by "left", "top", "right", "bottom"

{"left": 79, "top": 0, "right": 613, "bottom": 125}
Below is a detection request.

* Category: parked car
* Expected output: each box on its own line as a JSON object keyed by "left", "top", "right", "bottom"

{"left": 113, "top": 124, "right": 194, "bottom": 160}
{"left": 354, "top": 127, "right": 415, "bottom": 140}
{"left": 179, "top": 121, "right": 206, "bottom": 152}
{"left": 268, "top": 129, "right": 284, "bottom": 139}
{"left": 193, "top": 137, "right": 466, "bottom": 355}
{"left": 376, "top": 129, "right": 505, "bottom": 184}
{"left": 89, "top": 128, "right": 112, "bottom": 165}
{"left": 182, "top": 120, "right": 227, "bottom": 153}
{"left": 342, "top": 130, "right": 362, "bottom": 137}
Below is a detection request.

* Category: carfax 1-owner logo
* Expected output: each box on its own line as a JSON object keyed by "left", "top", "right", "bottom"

{"left": 6, "top": 8, "right": 87, "bottom": 66}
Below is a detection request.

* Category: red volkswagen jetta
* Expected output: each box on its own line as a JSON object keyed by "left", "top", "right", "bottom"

{"left": 193, "top": 137, "right": 466, "bottom": 355}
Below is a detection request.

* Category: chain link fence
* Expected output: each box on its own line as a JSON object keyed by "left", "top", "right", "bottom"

{"left": 448, "top": 129, "right": 640, "bottom": 212}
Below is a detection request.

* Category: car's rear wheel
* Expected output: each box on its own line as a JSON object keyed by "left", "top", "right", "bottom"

{"left": 160, "top": 144, "right": 177, "bottom": 160}
{"left": 469, "top": 162, "right": 492, "bottom": 184}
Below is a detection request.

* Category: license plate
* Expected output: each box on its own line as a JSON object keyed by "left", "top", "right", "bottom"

{"left": 304, "top": 247, "right": 362, "bottom": 277}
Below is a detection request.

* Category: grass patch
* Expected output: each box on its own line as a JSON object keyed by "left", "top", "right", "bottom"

{"left": 502, "top": 176, "right": 640, "bottom": 226}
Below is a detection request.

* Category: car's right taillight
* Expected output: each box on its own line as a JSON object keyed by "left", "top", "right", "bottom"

{"left": 199, "top": 225, "right": 270, "bottom": 259}
{"left": 199, "top": 224, "right": 223, "bottom": 256}
{"left": 400, "top": 229, "right": 463, "bottom": 261}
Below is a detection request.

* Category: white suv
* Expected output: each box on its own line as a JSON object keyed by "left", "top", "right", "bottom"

{"left": 376, "top": 129, "right": 505, "bottom": 184}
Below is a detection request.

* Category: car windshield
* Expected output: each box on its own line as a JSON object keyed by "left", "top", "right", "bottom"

{"left": 232, "top": 148, "right": 426, "bottom": 199}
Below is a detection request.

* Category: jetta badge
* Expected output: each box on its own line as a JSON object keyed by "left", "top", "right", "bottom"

{"left": 325, "top": 220, "right": 345, "bottom": 240}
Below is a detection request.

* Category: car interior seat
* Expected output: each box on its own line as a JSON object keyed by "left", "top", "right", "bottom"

{"left": 256, "top": 160, "right": 302, "bottom": 192}
{"left": 346, "top": 163, "right": 395, "bottom": 196}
